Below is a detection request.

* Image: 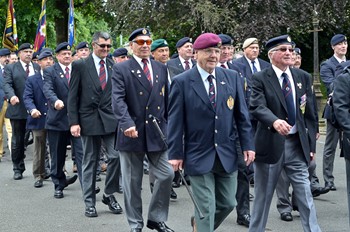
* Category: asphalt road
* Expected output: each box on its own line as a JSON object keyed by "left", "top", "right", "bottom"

{"left": 0, "top": 134, "right": 349, "bottom": 232}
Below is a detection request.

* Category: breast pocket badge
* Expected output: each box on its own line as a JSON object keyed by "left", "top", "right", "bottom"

{"left": 300, "top": 93, "right": 307, "bottom": 114}
{"left": 227, "top": 95, "right": 234, "bottom": 110}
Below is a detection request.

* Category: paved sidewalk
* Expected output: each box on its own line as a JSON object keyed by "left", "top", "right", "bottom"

{"left": 0, "top": 135, "right": 349, "bottom": 231}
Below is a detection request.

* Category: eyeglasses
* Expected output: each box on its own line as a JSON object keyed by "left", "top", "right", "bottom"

{"left": 203, "top": 48, "right": 221, "bottom": 55}
{"left": 273, "top": 47, "right": 294, "bottom": 53}
{"left": 95, "top": 43, "right": 112, "bottom": 48}
{"left": 132, "top": 39, "right": 152, "bottom": 46}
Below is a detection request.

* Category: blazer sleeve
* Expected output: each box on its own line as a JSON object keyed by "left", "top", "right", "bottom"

{"left": 333, "top": 70, "right": 350, "bottom": 133}
{"left": 320, "top": 60, "right": 335, "bottom": 94}
{"left": 3, "top": 65, "right": 16, "bottom": 100}
{"left": 43, "top": 67, "right": 59, "bottom": 107}
{"left": 23, "top": 77, "right": 36, "bottom": 113}
{"left": 68, "top": 61, "right": 82, "bottom": 126}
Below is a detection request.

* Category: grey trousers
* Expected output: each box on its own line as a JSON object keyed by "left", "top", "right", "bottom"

{"left": 119, "top": 150, "right": 173, "bottom": 230}
{"left": 249, "top": 135, "right": 321, "bottom": 232}
{"left": 81, "top": 134, "right": 120, "bottom": 207}
{"left": 32, "top": 129, "right": 47, "bottom": 180}
{"left": 323, "top": 121, "right": 339, "bottom": 186}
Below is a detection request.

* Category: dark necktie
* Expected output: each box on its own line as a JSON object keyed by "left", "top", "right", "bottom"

{"left": 221, "top": 63, "right": 226, "bottom": 69}
{"left": 281, "top": 73, "right": 295, "bottom": 126}
{"left": 142, "top": 59, "right": 152, "bottom": 86}
{"left": 184, "top": 60, "right": 190, "bottom": 70}
{"left": 99, "top": 60, "right": 106, "bottom": 90}
{"left": 207, "top": 75, "right": 216, "bottom": 109}
{"left": 251, "top": 60, "right": 258, "bottom": 74}
{"left": 25, "top": 64, "right": 30, "bottom": 77}
{"left": 65, "top": 67, "right": 70, "bottom": 83}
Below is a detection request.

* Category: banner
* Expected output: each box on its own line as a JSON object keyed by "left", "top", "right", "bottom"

{"left": 2, "top": 0, "right": 18, "bottom": 51}
{"left": 68, "top": 0, "right": 74, "bottom": 46}
{"left": 34, "top": 0, "right": 47, "bottom": 52}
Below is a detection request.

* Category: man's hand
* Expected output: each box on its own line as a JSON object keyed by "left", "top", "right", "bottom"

{"left": 30, "top": 109, "right": 41, "bottom": 118}
{"left": 273, "top": 119, "right": 292, "bottom": 136}
{"left": 54, "top": 100, "right": 64, "bottom": 110}
{"left": 316, "top": 133, "right": 320, "bottom": 140}
{"left": 70, "top": 124, "right": 81, "bottom": 137}
{"left": 168, "top": 159, "right": 183, "bottom": 172}
{"left": 310, "top": 152, "right": 315, "bottom": 161}
{"left": 244, "top": 150, "right": 256, "bottom": 166}
{"left": 10, "top": 96, "right": 19, "bottom": 105}
{"left": 124, "top": 126, "right": 138, "bottom": 138}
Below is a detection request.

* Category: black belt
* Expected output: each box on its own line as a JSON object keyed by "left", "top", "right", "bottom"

{"left": 286, "top": 133, "right": 298, "bottom": 139}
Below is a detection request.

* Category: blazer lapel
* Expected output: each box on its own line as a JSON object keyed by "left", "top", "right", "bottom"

{"left": 190, "top": 69, "right": 214, "bottom": 112}
{"left": 37, "top": 73, "right": 44, "bottom": 92}
{"left": 86, "top": 56, "right": 101, "bottom": 90}
{"left": 130, "top": 57, "right": 152, "bottom": 92}
{"left": 55, "top": 63, "right": 69, "bottom": 89}
{"left": 266, "top": 67, "right": 288, "bottom": 112}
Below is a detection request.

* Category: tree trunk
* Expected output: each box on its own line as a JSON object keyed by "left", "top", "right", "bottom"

{"left": 55, "top": 0, "right": 69, "bottom": 44}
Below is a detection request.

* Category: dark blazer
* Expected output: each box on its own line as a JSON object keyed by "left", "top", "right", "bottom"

{"left": 167, "top": 67, "right": 254, "bottom": 175}
{"left": 227, "top": 62, "right": 249, "bottom": 104}
{"left": 68, "top": 55, "right": 117, "bottom": 135}
{"left": 43, "top": 62, "right": 70, "bottom": 131}
{"left": 3, "top": 61, "right": 40, "bottom": 119}
{"left": 333, "top": 67, "right": 350, "bottom": 159}
{"left": 249, "top": 67, "right": 317, "bottom": 164}
{"left": 335, "top": 60, "right": 350, "bottom": 77}
{"left": 232, "top": 56, "right": 270, "bottom": 80}
{"left": 166, "top": 57, "right": 196, "bottom": 79}
{"left": 112, "top": 57, "right": 168, "bottom": 152}
{"left": 0, "top": 70, "right": 5, "bottom": 110}
{"left": 23, "top": 72, "right": 48, "bottom": 130}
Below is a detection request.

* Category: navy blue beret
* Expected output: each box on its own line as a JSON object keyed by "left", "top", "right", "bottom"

{"left": 265, "top": 35, "right": 292, "bottom": 51}
{"left": 18, "top": 43, "right": 33, "bottom": 52}
{"left": 294, "top": 47, "right": 301, "bottom": 55}
{"left": 113, "top": 48, "right": 128, "bottom": 57}
{"left": 128, "top": 28, "right": 151, "bottom": 41}
{"left": 32, "top": 51, "right": 40, "bottom": 60}
{"left": 55, "top": 42, "right": 71, "bottom": 53}
{"left": 76, "top": 41, "right": 89, "bottom": 50}
{"left": 331, "top": 34, "right": 347, "bottom": 46}
{"left": 38, "top": 51, "right": 53, "bottom": 60}
{"left": 0, "top": 48, "right": 10, "bottom": 56}
{"left": 176, "top": 37, "right": 192, "bottom": 48}
{"left": 41, "top": 48, "right": 54, "bottom": 54}
{"left": 218, "top": 34, "right": 233, "bottom": 45}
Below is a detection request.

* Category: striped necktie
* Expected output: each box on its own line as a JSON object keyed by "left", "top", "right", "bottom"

{"left": 142, "top": 59, "right": 152, "bottom": 86}
{"left": 207, "top": 75, "right": 216, "bottom": 109}
{"left": 99, "top": 60, "right": 106, "bottom": 90}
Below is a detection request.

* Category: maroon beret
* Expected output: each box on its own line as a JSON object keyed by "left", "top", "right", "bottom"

{"left": 193, "top": 33, "right": 222, "bottom": 50}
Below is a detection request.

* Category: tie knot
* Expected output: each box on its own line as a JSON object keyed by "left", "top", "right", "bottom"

{"left": 251, "top": 60, "right": 255, "bottom": 64}
{"left": 100, "top": 59, "right": 105, "bottom": 65}
{"left": 65, "top": 67, "right": 69, "bottom": 72}
{"left": 207, "top": 75, "right": 214, "bottom": 82}
{"left": 184, "top": 60, "right": 189, "bottom": 64}
{"left": 142, "top": 59, "right": 148, "bottom": 65}
{"left": 282, "top": 72, "right": 288, "bottom": 79}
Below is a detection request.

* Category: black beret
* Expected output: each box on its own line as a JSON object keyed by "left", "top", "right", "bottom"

{"left": 55, "top": 42, "right": 71, "bottom": 53}
{"left": 32, "top": 51, "right": 40, "bottom": 60}
{"left": 176, "top": 37, "right": 192, "bottom": 48}
{"left": 128, "top": 28, "right": 151, "bottom": 41}
{"left": 41, "top": 48, "right": 54, "bottom": 54}
{"left": 18, "top": 43, "right": 33, "bottom": 52}
{"left": 76, "top": 41, "right": 89, "bottom": 50}
{"left": 38, "top": 51, "right": 53, "bottom": 60}
{"left": 151, "top": 39, "right": 169, "bottom": 52}
{"left": 294, "top": 47, "right": 301, "bottom": 55}
{"left": 0, "top": 48, "right": 10, "bottom": 57}
{"left": 265, "top": 35, "right": 292, "bottom": 51}
{"left": 331, "top": 34, "right": 347, "bottom": 46}
{"left": 72, "top": 50, "right": 76, "bottom": 56}
{"left": 113, "top": 48, "right": 128, "bottom": 57}
{"left": 218, "top": 34, "right": 233, "bottom": 45}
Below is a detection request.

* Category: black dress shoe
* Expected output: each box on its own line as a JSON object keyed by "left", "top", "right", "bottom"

{"left": 312, "top": 187, "right": 330, "bottom": 197}
{"left": 34, "top": 179, "right": 43, "bottom": 188}
{"left": 130, "top": 229, "right": 142, "bottom": 232}
{"left": 13, "top": 172, "right": 23, "bottom": 180}
{"left": 237, "top": 214, "right": 250, "bottom": 227}
{"left": 65, "top": 175, "right": 78, "bottom": 188}
{"left": 102, "top": 195, "right": 123, "bottom": 214}
{"left": 54, "top": 190, "right": 64, "bottom": 198}
{"left": 325, "top": 183, "right": 337, "bottom": 191}
{"left": 280, "top": 212, "right": 293, "bottom": 221}
{"left": 95, "top": 187, "right": 100, "bottom": 194}
{"left": 170, "top": 188, "right": 177, "bottom": 200}
{"left": 85, "top": 206, "right": 98, "bottom": 217}
{"left": 147, "top": 220, "right": 174, "bottom": 232}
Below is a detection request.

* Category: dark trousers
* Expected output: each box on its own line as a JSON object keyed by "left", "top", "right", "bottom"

{"left": 10, "top": 119, "right": 26, "bottom": 173}
{"left": 235, "top": 141, "right": 250, "bottom": 216}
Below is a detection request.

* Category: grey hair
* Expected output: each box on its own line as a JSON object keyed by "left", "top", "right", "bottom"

{"left": 92, "top": 31, "right": 111, "bottom": 43}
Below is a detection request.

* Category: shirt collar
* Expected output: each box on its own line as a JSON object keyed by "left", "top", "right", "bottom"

{"left": 197, "top": 65, "right": 216, "bottom": 82}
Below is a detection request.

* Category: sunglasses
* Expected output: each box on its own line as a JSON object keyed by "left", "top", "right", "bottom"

{"left": 132, "top": 39, "right": 152, "bottom": 46}
{"left": 273, "top": 47, "right": 294, "bottom": 53}
{"left": 95, "top": 43, "right": 112, "bottom": 48}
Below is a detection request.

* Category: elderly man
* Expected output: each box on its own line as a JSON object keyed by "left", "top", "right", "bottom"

{"left": 112, "top": 48, "right": 129, "bottom": 63}
{"left": 112, "top": 28, "right": 174, "bottom": 232}
{"left": 75, "top": 41, "right": 90, "bottom": 59}
{"left": 151, "top": 39, "right": 170, "bottom": 64}
{"left": 3, "top": 43, "right": 40, "bottom": 179}
{"left": 249, "top": 35, "right": 321, "bottom": 232}
{"left": 168, "top": 33, "right": 255, "bottom": 232}
{"left": 167, "top": 37, "right": 196, "bottom": 79}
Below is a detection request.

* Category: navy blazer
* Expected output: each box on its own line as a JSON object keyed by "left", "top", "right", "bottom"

{"left": 167, "top": 67, "right": 254, "bottom": 175}
{"left": 320, "top": 56, "right": 340, "bottom": 95}
{"left": 68, "top": 55, "right": 117, "bottom": 135}
{"left": 167, "top": 57, "right": 196, "bottom": 80}
{"left": 43, "top": 62, "right": 70, "bottom": 131}
{"left": 250, "top": 67, "right": 317, "bottom": 164}
{"left": 232, "top": 56, "right": 270, "bottom": 80}
{"left": 335, "top": 60, "right": 350, "bottom": 77}
{"left": 3, "top": 61, "right": 40, "bottom": 119}
{"left": 23, "top": 72, "right": 48, "bottom": 130}
{"left": 112, "top": 57, "right": 168, "bottom": 152}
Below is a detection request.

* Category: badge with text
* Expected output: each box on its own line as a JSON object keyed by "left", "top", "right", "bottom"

{"left": 299, "top": 93, "right": 307, "bottom": 114}
{"left": 227, "top": 95, "right": 234, "bottom": 110}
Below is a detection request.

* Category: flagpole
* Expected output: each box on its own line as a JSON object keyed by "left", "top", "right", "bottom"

{"left": 2, "top": 0, "right": 18, "bottom": 51}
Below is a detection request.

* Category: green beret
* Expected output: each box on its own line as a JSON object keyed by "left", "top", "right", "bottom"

{"left": 151, "top": 39, "right": 169, "bottom": 52}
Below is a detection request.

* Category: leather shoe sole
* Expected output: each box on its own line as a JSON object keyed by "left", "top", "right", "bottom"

{"left": 312, "top": 187, "right": 330, "bottom": 197}
{"left": 102, "top": 195, "right": 123, "bottom": 214}
{"left": 85, "top": 206, "right": 98, "bottom": 217}
{"left": 280, "top": 212, "right": 293, "bottom": 221}
{"left": 54, "top": 190, "right": 64, "bottom": 199}
{"left": 65, "top": 175, "right": 78, "bottom": 188}
{"left": 237, "top": 214, "right": 250, "bottom": 227}
{"left": 147, "top": 220, "right": 174, "bottom": 232}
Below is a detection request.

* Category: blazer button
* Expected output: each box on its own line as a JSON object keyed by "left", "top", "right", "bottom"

{"left": 215, "top": 143, "right": 218, "bottom": 147}
{"left": 146, "top": 106, "right": 148, "bottom": 110}
{"left": 145, "top": 120, "right": 148, "bottom": 124}
{"left": 215, "top": 116, "right": 218, "bottom": 119}
{"left": 140, "top": 92, "right": 143, "bottom": 95}
{"left": 157, "top": 106, "right": 160, "bottom": 110}
{"left": 215, "top": 130, "right": 218, "bottom": 133}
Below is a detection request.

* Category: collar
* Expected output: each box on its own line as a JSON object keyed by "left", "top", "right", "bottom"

{"left": 197, "top": 65, "right": 216, "bottom": 82}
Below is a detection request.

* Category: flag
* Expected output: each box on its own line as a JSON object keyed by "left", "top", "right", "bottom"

{"left": 68, "top": 0, "right": 75, "bottom": 46}
{"left": 2, "top": 0, "right": 18, "bottom": 51}
{"left": 33, "top": 0, "right": 47, "bottom": 52}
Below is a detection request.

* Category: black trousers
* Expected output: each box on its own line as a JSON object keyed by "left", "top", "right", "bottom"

{"left": 10, "top": 119, "right": 26, "bottom": 173}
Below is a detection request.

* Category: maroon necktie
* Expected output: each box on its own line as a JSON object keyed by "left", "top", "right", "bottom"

{"left": 99, "top": 60, "right": 106, "bottom": 90}
{"left": 25, "top": 64, "right": 29, "bottom": 77}
{"left": 65, "top": 67, "right": 70, "bottom": 83}
{"left": 221, "top": 64, "right": 226, "bottom": 69}
{"left": 142, "top": 59, "right": 152, "bottom": 86}
{"left": 184, "top": 60, "right": 190, "bottom": 70}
